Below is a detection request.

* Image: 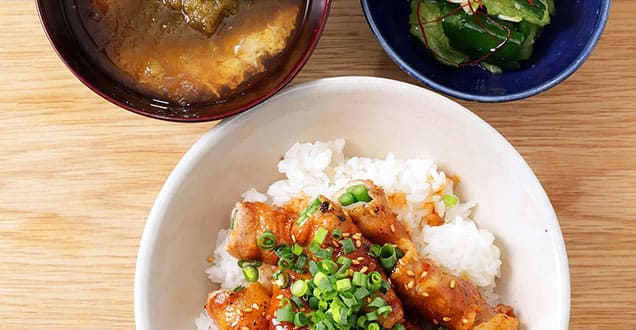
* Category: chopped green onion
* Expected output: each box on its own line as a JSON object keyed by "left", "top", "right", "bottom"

{"left": 273, "top": 270, "right": 289, "bottom": 288}
{"left": 367, "top": 296, "right": 387, "bottom": 308}
{"left": 335, "top": 278, "right": 352, "bottom": 292}
{"left": 380, "top": 279, "right": 391, "bottom": 294}
{"left": 331, "top": 229, "right": 343, "bottom": 240}
{"left": 294, "top": 312, "right": 310, "bottom": 327}
{"left": 317, "top": 259, "right": 337, "bottom": 275}
{"left": 393, "top": 325, "right": 406, "bottom": 330}
{"left": 232, "top": 285, "right": 244, "bottom": 292}
{"left": 291, "top": 279, "right": 308, "bottom": 297}
{"left": 338, "top": 192, "right": 356, "bottom": 206}
{"left": 274, "top": 245, "right": 292, "bottom": 259}
{"left": 377, "top": 305, "right": 393, "bottom": 317}
{"left": 308, "top": 260, "right": 319, "bottom": 275}
{"left": 379, "top": 244, "right": 399, "bottom": 270}
{"left": 242, "top": 266, "right": 259, "bottom": 283}
{"left": 336, "top": 256, "right": 351, "bottom": 267}
{"left": 367, "top": 321, "right": 381, "bottom": 330}
{"left": 313, "top": 272, "right": 328, "bottom": 286}
{"left": 314, "top": 227, "right": 329, "bottom": 244}
{"left": 347, "top": 184, "right": 372, "bottom": 203}
{"left": 292, "top": 243, "right": 304, "bottom": 256}
{"left": 237, "top": 260, "right": 262, "bottom": 268}
{"left": 278, "top": 257, "right": 292, "bottom": 270}
{"left": 230, "top": 208, "right": 238, "bottom": 229}
{"left": 293, "top": 253, "right": 308, "bottom": 271}
{"left": 257, "top": 230, "right": 276, "bottom": 250}
{"left": 353, "top": 287, "right": 370, "bottom": 300}
{"left": 442, "top": 194, "right": 458, "bottom": 207}
{"left": 341, "top": 238, "right": 355, "bottom": 254}
{"left": 366, "top": 311, "right": 378, "bottom": 321}
{"left": 357, "top": 315, "right": 368, "bottom": 328}
{"left": 314, "top": 247, "right": 334, "bottom": 260}
{"left": 367, "top": 271, "right": 382, "bottom": 292}
{"left": 352, "top": 271, "right": 368, "bottom": 287}
{"left": 297, "top": 198, "right": 321, "bottom": 225}
{"left": 369, "top": 244, "right": 382, "bottom": 257}
{"left": 276, "top": 303, "right": 294, "bottom": 322}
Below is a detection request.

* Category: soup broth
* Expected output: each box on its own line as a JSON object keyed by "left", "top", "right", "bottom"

{"left": 69, "top": 0, "right": 303, "bottom": 105}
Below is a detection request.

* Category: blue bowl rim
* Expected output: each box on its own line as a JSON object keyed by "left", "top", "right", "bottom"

{"left": 361, "top": 0, "right": 612, "bottom": 103}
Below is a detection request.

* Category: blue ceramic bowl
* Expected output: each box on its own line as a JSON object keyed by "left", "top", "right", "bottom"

{"left": 361, "top": 0, "right": 611, "bottom": 102}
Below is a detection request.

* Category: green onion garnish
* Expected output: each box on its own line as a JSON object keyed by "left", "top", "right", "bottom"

{"left": 314, "top": 227, "right": 329, "bottom": 245}
{"left": 294, "top": 312, "right": 310, "bottom": 327}
{"left": 317, "top": 259, "right": 338, "bottom": 275}
{"left": 369, "top": 244, "right": 381, "bottom": 258}
{"left": 341, "top": 238, "right": 355, "bottom": 254}
{"left": 367, "top": 321, "right": 381, "bottom": 330}
{"left": 379, "top": 244, "right": 399, "bottom": 270}
{"left": 442, "top": 194, "right": 458, "bottom": 207}
{"left": 276, "top": 303, "right": 295, "bottom": 322}
{"left": 347, "top": 184, "right": 372, "bottom": 203}
{"left": 257, "top": 230, "right": 276, "bottom": 250}
{"left": 291, "top": 279, "right": 308, "bottom": 297}
{"left": 338, "top": 192, "right": 356, "bottom": 206}
{"left": 331, "top": 229, "right": 343, "bottom": 240}
{"left": 292, "top": 243, "right": 304, "bottom": 256}
{"left": 367, "top": 271, "right": 382, "bottom": 293}
{"left": 241, "top": 266, "right": 259, "bottom": 282}
{"left": 393, "top": 324, "right": 406, "bottom": 330}
{"left": 232, "top": 285, "right": 244, "bottom": 292}
{"left": 297, "top": 198, "right": 321, "bottom": 225}
{"left": 273, "top": 270, "right": 290, "bottom": 288}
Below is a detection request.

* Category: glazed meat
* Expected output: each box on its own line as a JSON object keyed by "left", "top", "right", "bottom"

{"left": 341, "top": 180, "right": 519, "bottom": 330}
{"left": 206, "top": 282, "right": 271, "bottom": 329}
{"left": 338, "top": 179, "right": 410, "bottom": 244}
{"left": 227, "top": 202, "right": 296, "bottom": 265}
{"left": 291, "top": 196, "right": 406, "bottom": 329}
{"left": 162, "top": 0, "right": 238, "bottom": 35}
{"left": 226, "top": 197, "right": 406, "bottom": 329}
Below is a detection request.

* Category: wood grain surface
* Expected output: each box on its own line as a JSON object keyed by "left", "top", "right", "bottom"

{"left": 1, "top": 0, "right": 635, "bottom": 329}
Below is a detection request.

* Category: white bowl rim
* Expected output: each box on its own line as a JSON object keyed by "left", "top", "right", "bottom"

{"left": 134, "top": 76, "right": 570, "bottom": 329}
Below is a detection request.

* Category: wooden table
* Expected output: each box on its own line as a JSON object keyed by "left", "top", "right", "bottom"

{"left": 1, "top": 0, "right": 634, "bottom": 329}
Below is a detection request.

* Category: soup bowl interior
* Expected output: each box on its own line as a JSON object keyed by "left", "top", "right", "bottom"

{"left": 36, "top": 0, "right": 331, "bottom": 121}
{"left": 361, "top": 0, "right": 610, "bottom": 102}
{"left": 135, "top": 77, "right": 570, "bottom": 329}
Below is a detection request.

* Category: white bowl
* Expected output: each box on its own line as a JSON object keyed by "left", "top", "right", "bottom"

{"left": 135, "top": 77, "right": 570, "bottom": 330}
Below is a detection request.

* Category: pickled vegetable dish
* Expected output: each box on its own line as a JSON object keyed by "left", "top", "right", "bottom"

{"left": 68, "top": 0, "right": 303, "bottom": 104}
{"left": 409, "top": 0, "right": 555, "bottom": 73}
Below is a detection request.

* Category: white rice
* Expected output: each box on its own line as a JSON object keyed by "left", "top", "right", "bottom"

{"left": 197, "top": 139, "right": 503, "bottom": 329}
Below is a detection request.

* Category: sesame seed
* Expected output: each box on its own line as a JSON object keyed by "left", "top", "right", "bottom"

{"left": 237, "top": 310, "right": 243, "bottom": 316}
{"left": 252, "top": 303, "right": 259, "bottom": 310}
{"left": 407, "top": 280, "right": 414, "bottom": 289}
{"left": 462, "top": 318, "right": 469, "bottom": 324}
{"left": 398, "top": 259, "right": 406, "bottom": 267}
{"left": 355, "top": 240, "right": 361, "bottom": 248}
{"left": 450, "top": 280, "right": 456, "bottom": 289}
{"left": 360, "top": 266, "right": 369, "bottom": 273}
{"left": 241, "top": 327, "right": 249, "bottom": 330}
{"left": 433, "top": 319, "right": 439, "bottom": 325}
{"left": 356, "top": 257, "right": 365, "bottom": 261}
{"left": 443, "top": 317, "right": 451, "bottom": 322}
{"left": 352, "top": 259, "right": 360, "bottom": 265}
{"left": 406, "top": 270, "right": 415, "bottom": 276}
{"left": 243, "top": 308, "right": 253, "bottom": 313}
{"left": 291, "top": 234, "right": 296, "bottom": 243}
{"left": 276, "top": 294, "right": 283, "bottom": 299}
{"left": 353, "top": 233, "right": 362, "bottom": 240}
{"left": 343, "top": 232, "right": 351, "bottom": 237}
{"left": 420, "top": 271, "right": 428, "bottom": 278}
{"left": 390, "top": 224, "right": 396, "bottom": 233}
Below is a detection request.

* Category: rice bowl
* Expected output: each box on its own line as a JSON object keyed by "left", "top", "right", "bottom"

{"left": 134, "top": 77, "right": 569, "bottom": 330}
